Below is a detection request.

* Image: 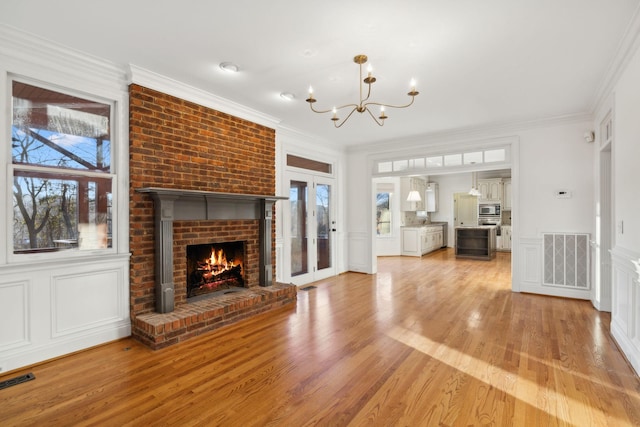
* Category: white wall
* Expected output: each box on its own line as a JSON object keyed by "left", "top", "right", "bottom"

{"left": 347, "top": 151, "right": 375, "bottom": 273}
{"left": 517, "top": 122, "right": 595, "bottom": 238}
{"left": 613, "top": 48, "right": 640, "bottom": 252}
{"left": 609, "top": 39, "right": 640, "bottom": 376}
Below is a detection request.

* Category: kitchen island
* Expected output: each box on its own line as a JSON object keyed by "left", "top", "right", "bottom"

{"left": 455, "top": 226, "right": 497, "bottom": 260}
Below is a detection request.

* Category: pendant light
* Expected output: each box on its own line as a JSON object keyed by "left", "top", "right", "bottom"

{"left": 469, "top": 172, "right": 481, "bottom": 196}
{"left": 406, "top": 190, "right": 422, "bottom": 202}
{"left": 406, "top": 178, "right": 422, "bottom": 202}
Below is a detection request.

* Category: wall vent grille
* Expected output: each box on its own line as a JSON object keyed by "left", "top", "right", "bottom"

{"left": 543, "top": 233, "right": 590, "bottom": 289}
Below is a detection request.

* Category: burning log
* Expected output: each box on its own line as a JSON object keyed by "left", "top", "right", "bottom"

{"left": 188, "top": 264, "right": 243, "bottom": 297}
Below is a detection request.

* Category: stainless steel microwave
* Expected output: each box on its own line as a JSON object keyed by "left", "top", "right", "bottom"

{"left": 479, "top": 204, "right": 500, "bottom": 216}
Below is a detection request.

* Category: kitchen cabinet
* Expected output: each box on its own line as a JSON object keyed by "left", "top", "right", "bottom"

{"left": 478, "top": 178, "right": 503, "bottom": 203}
{"left": 401, "top": 226, "right": 443, "bottom": 256}
{"left": 500, "top": 226, "right": 512, "bottom": 251}
{"left": 502, "top": 178, "right": 512, "bottom": 210}
{"left": 431, "top": 221, "right": 448, "bottom": 248}
{"left": 425, "top": 182, "right": 438, "bottom": 212}
{"left": 400, "top": 177, "right": 426, "bottom": 211}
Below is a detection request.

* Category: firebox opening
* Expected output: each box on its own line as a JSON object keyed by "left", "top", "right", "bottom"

{"left": 186, "top": 241, "right": 245, "bottom": 299}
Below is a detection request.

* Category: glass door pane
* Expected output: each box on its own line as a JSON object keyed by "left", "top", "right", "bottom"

{"left": 290, "top": 180, "right": 308, "bottom": 276}
{"left": 316, "top": 183, "right": 331, "bottom": 271}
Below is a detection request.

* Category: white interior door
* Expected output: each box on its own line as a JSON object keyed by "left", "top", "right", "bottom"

{"left": 286, "top": 172, "right": 336, "bottom": 285}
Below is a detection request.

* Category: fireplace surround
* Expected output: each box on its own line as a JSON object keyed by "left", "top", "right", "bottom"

{"left": 131, "top": 187, "right": 297, "bottom": 349}
{"left": 136, "top": 187, "right": 287, "bottom": 313}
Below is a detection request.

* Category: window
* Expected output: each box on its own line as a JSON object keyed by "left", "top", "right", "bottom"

{"left": 426, "top": 156, "right": 443, "bottom": 168}
{"left": 11, "top": 80, "right": 114, "bottom": 253}
{"left": 376, "top": 191, "right": 392, "bottom": 236}
{"left": 287, "top": 154, "right": 332, "bottom": 174}
{"left": 392, "top": 160, "right": 408, "bottom": 172}
{"left": 374, "top": 144, "right": 511, "bottom": 175}
{"left": 444, "top": 154, "right": 462, "bottom": 166}
{"left": 484, "top": 148, "right": 506, "bottom": 163}
{"left": 463, "top": 151, "right": 483, "bottom": 165}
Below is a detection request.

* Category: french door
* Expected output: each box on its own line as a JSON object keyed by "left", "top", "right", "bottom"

{"left": 287, "top": 172, "right": 335, "bottom": 285}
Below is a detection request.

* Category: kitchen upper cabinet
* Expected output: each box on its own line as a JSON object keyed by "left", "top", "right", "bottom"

{"left": 425, "top": 182, "right": 438, "bottom": 212}
{"left": 503, "top": 178, "right": 512, "bottom": 210}
{"left": 478, "top": 178, "right": 503, "bottom": 203}
{"left": 400, "top": 177, "right": 426, "bottom": 211}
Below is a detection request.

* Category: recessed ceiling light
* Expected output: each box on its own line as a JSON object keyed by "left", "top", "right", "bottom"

{"left": 280, "top": 92, "right": 295, "bottom": 101}
{"left": 219, "top": 62, "right": 239, "bottom": 73}
{"left": 301, "top": 49, "right": 317, "bottom": 58}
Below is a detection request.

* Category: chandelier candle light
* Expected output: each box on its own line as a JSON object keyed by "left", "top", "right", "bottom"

{"left": 306, "top": 54, "right": 419, "bottom": 128}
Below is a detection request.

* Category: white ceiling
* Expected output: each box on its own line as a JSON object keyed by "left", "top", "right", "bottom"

{"left": 1, "top": 0, "right": 639, "bottom": 147}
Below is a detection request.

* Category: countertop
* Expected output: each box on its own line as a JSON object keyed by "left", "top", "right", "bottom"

{"left": 402, "top": 221, "right": 448, "bottom": 228}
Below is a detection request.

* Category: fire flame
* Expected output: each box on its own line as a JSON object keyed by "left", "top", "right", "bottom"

{"left": 206, "top": 248, "right": 235, "bottom": 274}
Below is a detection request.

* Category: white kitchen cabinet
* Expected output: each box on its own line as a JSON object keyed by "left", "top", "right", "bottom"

{"left": 400, "top": 177, "right": 426, "bottom": 211}
{"left": 401, "top": 226, "right": 443, "bottom": 256}
{"left": 502, "top": 178, "right": 512, "bottom": 210}
{"left": 425, "top": 182, "right": 438, "bottom": 212}
{"left": 499, "top": 226, "right": 512, "bottom": 251}
{"left": 401, "top": 227, "right": 422, "bottom": 256}
{"left": 478, "top": 178, "right": 503, "bottom": 203}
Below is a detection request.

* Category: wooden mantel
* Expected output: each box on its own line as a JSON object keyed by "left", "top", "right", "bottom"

{"left": 136, "top": 187, "right": 288, "bottom": 313}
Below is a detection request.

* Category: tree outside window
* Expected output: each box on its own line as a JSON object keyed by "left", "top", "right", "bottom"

{"left": 376, "top": 192, "right": 391, "bottom": 235}
{"left": 11, "top": 80, "right": 113, "bottom": 253}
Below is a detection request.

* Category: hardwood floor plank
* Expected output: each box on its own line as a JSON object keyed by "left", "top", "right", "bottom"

{"left": 1, "top": 249, "right": 639, "bottom": 426}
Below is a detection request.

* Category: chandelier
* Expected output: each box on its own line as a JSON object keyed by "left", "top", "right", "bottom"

{"left": 305, "top": 54, "right": 419, "bottom": 128}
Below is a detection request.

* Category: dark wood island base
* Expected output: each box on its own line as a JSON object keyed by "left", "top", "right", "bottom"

{"left": 455, "top": 226, "right": 497, "bottom": 260}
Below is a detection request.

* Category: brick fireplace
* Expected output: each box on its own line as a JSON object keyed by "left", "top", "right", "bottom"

{"left": 129, "top": 85, "right": 296, "bottom": 349}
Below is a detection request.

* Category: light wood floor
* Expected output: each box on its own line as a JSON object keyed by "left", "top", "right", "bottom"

{"left": 2, "top": 249, "right": 639, "bottom": 426}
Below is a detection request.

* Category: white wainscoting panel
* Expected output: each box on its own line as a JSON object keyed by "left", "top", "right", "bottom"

{"left": 519, "top": 238, "right": 541, "bottom": 285}
{"left": 612, "top": 262, "right": 632, "bottom": 336}
{"left": 348, "top": 231, "right": 371, "bottom": 273}
{"left": 0, "top": 255, "right": 130, "bottom": 374}
{"left": 52, "top": 269, "right": 122, "bottom": 337}
{"left": 0, "top": 280, "right": 30, "bottom": 351}
{"left": 610, "top": 246, "right": 640, "bottom": 375}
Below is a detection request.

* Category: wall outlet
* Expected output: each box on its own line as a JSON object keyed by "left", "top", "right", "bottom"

{"left": 617, "top": 220, "right": 624, "bottom": 234}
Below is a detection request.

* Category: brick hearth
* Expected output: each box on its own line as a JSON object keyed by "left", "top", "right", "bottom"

{"left": 132, "top": 283, "right": 297, "bottom": 349}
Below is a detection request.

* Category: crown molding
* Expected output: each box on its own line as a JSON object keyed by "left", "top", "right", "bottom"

{"left": 0, "top": 24, "right": 127, "bottom": 92}
{"left": 128, "top": 64, "right": 280, "bottom": 130}
{"left": 347, "top": 111, "right": 592, "bottom": 154}
{"left": 275, "top": 124, "right": 345, "bottom": 153}
{"left": 590, "top": 4, "right": 640, "bottom": 114}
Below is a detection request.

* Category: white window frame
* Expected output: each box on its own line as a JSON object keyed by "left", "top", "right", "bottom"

{"left": 6, "top": 75, "right": 120, "bottom": 263}
{"left": 373, "top": 143, "right": 511, "bottom": 177}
